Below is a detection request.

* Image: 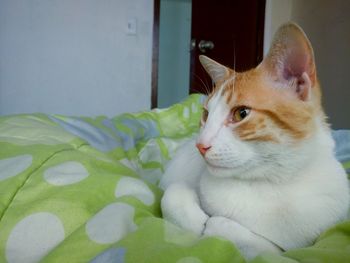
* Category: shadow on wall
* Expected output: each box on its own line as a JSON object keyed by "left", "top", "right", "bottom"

{"left": 264, "top": 0, "right": 350, "bottom": 129}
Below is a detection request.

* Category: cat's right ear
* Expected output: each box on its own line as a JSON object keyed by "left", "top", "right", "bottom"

{"left": 199, "top": 55, "right": 231, "bottom": 84}
{"left": 262, "top": 22, "right": 316, "bottom": 101}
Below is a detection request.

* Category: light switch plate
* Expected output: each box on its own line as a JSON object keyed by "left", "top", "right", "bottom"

{"left": 126, "top": 18, "right": 137, "bottom": 35}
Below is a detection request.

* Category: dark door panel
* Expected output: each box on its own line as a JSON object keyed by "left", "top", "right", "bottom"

{"left": 190, "top": 0, "right": 265, "bottom": 94}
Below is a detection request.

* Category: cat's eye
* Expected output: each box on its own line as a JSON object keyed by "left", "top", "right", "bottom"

{"left": 202, "top": 108, "right": 209, "bottom": 123}
{"left": 232, "top": 107, "right": 251, "bottom": 122}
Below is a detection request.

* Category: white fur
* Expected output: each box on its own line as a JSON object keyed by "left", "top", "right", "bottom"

{"left": 159, "top": 138, "right": 206, "bottom": 190}
{"left": 161, "top": 89, "right": 349, "bottom": 259}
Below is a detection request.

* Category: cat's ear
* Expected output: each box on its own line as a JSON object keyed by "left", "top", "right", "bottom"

{"left": 262, "top": 22, "right": 316, "bottom": 101}
{"left": 199, "top": 55, "right": 231, "bottom": 84}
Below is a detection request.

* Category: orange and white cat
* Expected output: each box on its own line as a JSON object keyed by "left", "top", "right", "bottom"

{"left": 160, "top": 23, "right": 349, "bottom": 259}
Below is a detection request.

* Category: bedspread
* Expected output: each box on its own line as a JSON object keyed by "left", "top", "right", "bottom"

{"left": 0, "top": 95, "right": 349, "bottom": 263}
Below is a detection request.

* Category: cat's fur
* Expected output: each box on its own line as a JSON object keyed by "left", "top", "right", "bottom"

{"left": 160, "top": 23, "right": 349, "bottom": 259}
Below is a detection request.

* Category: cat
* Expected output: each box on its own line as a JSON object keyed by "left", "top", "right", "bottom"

{"left": 159, "top": 22, "right": 349, "bottom": 260}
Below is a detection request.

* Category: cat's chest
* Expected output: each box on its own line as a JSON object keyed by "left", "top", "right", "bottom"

{"left": 198, "top": 173, "right": 281, "bottom": 222}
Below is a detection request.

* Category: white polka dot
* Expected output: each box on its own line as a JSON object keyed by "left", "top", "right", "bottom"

{"left": 6, "top": 212, "right": 65, "bottom": 263}
{"left": 115, "top": 177, "right": 154, "bottom": 205}
{"left": 177, "top": 257, "right": 202, "bottom": 263}
{"left": 191, "top": 103, "right": 198, "bottom": 113}
{"left": 44, "top": 161, "right": 89, "bottom": 186}
{"left": 86, "top": 203, "right": 137, "bottom": 244}
{"left": 183, "top": 107, "right": 190, "bottom": 118}
{"left": 0, "top": 154, "right": 32, "bottom": 181}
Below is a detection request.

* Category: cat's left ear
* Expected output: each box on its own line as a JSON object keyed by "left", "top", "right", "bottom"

{"left": 262, "top": 22, "right": 316, "bottom": 101}
{"left": 199, "top": 55, "right": 231, "bottom": 84}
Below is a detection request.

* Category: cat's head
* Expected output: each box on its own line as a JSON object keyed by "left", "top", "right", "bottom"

{"left": 197, "top": 22, "right": 328, "bottom": 181}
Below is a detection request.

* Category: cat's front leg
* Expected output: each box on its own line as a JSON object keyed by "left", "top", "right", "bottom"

{"left": 204, "top": 216, "right": 282, "bottom": 260}
{"left": 161, "top": 183, "right": 209, "bottom": 235}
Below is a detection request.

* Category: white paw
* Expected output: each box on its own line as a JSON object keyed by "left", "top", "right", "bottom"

{"left": 204, "top": 216, "right": 282, "bottom": 260}
{"left": 183, "top": 213, "right": 208, "bottom": 235}
{"left": 161, "top": 183, "right": 209, "bottom": 235}
{"left": 204, "top": 216, "right": 241, "bottom": 239}
{"left": 204, "top": 216, "right": 261, "bottom": 246}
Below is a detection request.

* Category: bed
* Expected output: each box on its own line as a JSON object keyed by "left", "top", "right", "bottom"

{"left": 0, "top": 94, "right": 349, "bottom": 263}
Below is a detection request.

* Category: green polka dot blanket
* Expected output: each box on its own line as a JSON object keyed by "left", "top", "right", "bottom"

{"left": 0, "top": 94, "right": 349, "bottom": 263}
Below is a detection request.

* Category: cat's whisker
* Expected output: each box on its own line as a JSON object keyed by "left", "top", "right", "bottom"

{"left": 191, "top": 85, "right": 208, "bottom": 96}
{"left": 198, "top": 67, "right": 212, "bottom": 94}
{"left": 202, "top": 69, "right": 213, "bottom": 94}
{"left": 193, "top": 73, "right": 211, "bottom": 95}
{"left": 190, "top": 85, "right": 205, "bottom": 95}
{"left": 233, "top": 37, "right": 237, "bottom": 78}
{"left": 189, "top": 81, "right": 201, "bottom": 94}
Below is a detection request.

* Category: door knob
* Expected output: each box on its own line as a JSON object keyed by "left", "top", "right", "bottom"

{"left": 198, "top": 40, "right": 214, "bottom": 53}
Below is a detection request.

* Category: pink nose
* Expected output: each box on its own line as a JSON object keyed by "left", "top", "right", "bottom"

{"left": 196, "top": 143, "right": 211, "bottom": 156}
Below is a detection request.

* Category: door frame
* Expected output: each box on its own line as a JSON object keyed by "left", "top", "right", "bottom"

{"left": 151, "top": 0, "right": 160, "bottom": 109}
{"left": 151, "top": 0, "right": 265, "bottom": 108}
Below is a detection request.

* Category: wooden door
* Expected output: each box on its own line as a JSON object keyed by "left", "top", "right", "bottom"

{"left": 189, "top": 0, "right": 265, "bottom": 94}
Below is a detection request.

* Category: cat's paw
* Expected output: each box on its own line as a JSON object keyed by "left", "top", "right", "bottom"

{"left": 204, "top": 216, "right": 243, "bottom": 239}
{"left": 204, "top": 216, "right": 261, "bottom": 245}
{"left": 161, "top": 183, "right": 209, "bottom": 235}
{"left": 204, "top": 216, "right": 282, "bottom": 260}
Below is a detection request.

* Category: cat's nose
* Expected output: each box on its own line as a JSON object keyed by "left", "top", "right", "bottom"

{"left": 196, "top": 143, "right": 211, "bottom": 156}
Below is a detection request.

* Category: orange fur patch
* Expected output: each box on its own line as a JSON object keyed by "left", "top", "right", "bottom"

{"left": 204, "top": 67, "right": 323, "bottom": 143}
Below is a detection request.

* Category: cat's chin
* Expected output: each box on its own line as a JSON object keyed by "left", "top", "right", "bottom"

{"left": 205, "top": 162, "right": 261, "bottom": 180}
{"left": 206, "top": 163, "right": 237, "bottom": 178}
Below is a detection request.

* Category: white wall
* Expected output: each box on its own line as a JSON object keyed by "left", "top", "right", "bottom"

{"left": 264, "top": 0, "right": 350, "bottom": 129}
{"left": 157, "top": 0, "right": 192, "bottom": 108}
{"left": 263, "top": 0, "right": 293, "bottom": 56}
{"left": 0, "top": 0, "right": 153, "bottom": 117}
